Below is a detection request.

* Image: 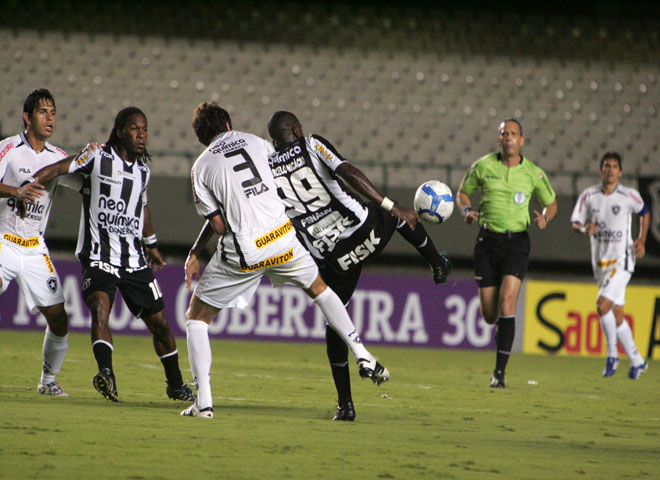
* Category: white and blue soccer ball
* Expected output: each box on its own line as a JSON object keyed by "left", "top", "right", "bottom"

{"left": 413, "top": 180, "right": 454, "bottom": 224}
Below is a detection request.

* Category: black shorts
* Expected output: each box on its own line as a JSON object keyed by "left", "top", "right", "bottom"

{"left": 322, "top": 202, "right": 398, "bottom": 274}
{"left": 81, "top": 261, "right": 165, "bottom": 318}
{"left": 473, "top": 228, "right": 530, "bottom": 288}
{"left": 318, "top": 261, "right": 361, "bottom": 305}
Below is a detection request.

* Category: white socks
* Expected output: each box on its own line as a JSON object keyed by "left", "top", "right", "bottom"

{"left": 599, "top": 311, "right": 618, "bottom": 358}
{"left": 186, "top": 320, "right": 213, "bottom": 410}
{"left": 312, "top": 288, "right": 371, "bottom": 362}
{"left": 616, "top": 320, "right": 645, "bottom": 367}
{"left": 41, "top": 328, "right": 68, "bottom": 385}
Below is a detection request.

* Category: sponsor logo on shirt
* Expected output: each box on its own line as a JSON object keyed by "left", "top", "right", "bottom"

{"left": 210, "top": 138, "right": 247, "bottom": 155}
{"left": 314, "top": 143, "right": 333, "bottom": 160}
{"left": 269, "top": 145, "right": 302, "bottom": 166}
{"left": 336, "top": 229, "right": 381, "bottom": 270}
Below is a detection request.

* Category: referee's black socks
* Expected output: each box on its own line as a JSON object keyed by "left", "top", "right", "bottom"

{"left": 495, "top": 316, "right": 515, "bottom": 373}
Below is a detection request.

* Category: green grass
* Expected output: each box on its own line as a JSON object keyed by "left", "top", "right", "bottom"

{"left": 1, "top": 330, "right": 659, "bottom": 480}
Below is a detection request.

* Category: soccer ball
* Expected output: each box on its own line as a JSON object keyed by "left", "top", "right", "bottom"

{"left": 413, "top": 180, "right": 454, "bottom": 224}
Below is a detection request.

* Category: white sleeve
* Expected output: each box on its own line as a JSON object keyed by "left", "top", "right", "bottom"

{"left": 570, "top": 190, "right": 590, "bottom": 224}
{"left": 191, "top": 160, "right": 221, "bottom": 219}
{"left": 628, "top": 188, "right": 646, "bottom": 215}
{"left": 0, "top": 139, "right": 15, "bottom": 181}
{"left": 308, "top": 134, "right": 347, "bottom": 172}
{"left": 68, "top": 149, "right": 95, "bottom": 175}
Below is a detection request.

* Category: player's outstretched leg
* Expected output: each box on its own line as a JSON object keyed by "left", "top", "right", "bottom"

{"left": 312, "top": 286, "right": 390, "bottom": 386}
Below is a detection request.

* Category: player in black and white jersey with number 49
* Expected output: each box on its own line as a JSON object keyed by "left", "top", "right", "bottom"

{"left": 31, "top": 107, "right": 194, "bottom": 403}
{"left": 267, "top": 111, "right": 450, "bottom": 421}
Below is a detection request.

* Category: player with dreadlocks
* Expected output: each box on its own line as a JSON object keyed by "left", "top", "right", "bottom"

{"left": 31, "top": 107, "right": 195, "bottom": 403}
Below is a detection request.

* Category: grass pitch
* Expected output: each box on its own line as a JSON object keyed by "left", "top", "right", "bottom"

{"left": 1, "top": 330, "right": 658, "bottom": 480}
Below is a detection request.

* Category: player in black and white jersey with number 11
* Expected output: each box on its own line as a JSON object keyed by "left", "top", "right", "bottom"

{"left": 30, "top": 107, "right": 195, "bottom": 403}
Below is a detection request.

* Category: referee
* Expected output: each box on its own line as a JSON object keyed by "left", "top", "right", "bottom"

{"left": 456, "top": 119, "right": 557, "bottom": 388}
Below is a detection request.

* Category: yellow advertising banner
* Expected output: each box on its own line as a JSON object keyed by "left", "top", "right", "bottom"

{"left": 523, "top": 280, "right": 660, "bottom": 360}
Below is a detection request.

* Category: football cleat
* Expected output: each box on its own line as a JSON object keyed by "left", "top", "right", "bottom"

{"left": 490, "top": 370, "right": 505, "bottom": 388}
{"left": 166, "top": 382, "right": 196, "bottom": 402}
{"left": 602, "top": 357, "right": 619, "bottom": 377}
{"left": 93, "top": 368, "right": 119, "bottom": 402}
{"left": 37, "top": 381, "right": 69, "bottom": 397}
{"left": 358, "top": 357, "right": 390, "bottom": 386}
{"left": 628, "top": 361, "right": 648, "bottom": 380}
{"left": 181, "top": 403, "right": 214, "bottom": 418}
{"left": 332, "top": 401, "right": 356, "bottom": 422}
{"left": 431, "top": 254, "right": 451, "bottom": 284}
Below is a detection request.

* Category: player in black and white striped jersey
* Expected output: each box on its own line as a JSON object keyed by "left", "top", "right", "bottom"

{"left": 31, "top": 107, "right": 194, "bottom": 403}
{"left": 267, "top": 111, "right": 450, "bottom": 421}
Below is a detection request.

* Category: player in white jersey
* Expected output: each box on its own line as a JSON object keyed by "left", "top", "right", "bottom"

{"left": 181, "top": 102, "right": 390, "bottom": 419}
{"left": 267, "top": 111, "right": 450, "bottom": 421}
{"left": 571, "top": 152, "right": 650, "bottom": 379}
{"left": 0, "top": 89, "right": 79, "bottom": 396}
{"left": 31, "top": 107, "right": 195, "bottom": 402}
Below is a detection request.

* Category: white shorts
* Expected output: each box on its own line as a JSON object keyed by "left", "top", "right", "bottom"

{"left": 596, "top": 268, "right": 631, "bottom": 306}
{"left": 195, "top": 239, "right": 318, "bottom": 310}
{"left": 0, "top": 241, "right": 64, "bottom": 313}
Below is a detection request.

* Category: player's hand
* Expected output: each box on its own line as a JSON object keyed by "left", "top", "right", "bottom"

{"left": 633, "top": 238, "right": 646, "bottom": 259}
{"left": 185, "top": 252, "right": 201, "bottom": 291}
{"left": 584, "top": 222, "right": 598, "bottom": 236}
{"left": 146, "top": 246, "right": 167, "bottom": 272}
{"left": 463, "top": 208, "right": 479, "bottom": 225}
{"left": 16, "top": 180, "right": 45, "bottom": 218}
{"left": 391, "top": 203, "right": 419, "bottom": 229}
{"left": 533, "top": 210, "right": 549, "bottom": 229}
{"left": 16, "top": 181, "right": 44, "bottom": 203}
{"left": 82, "top": 142, "right": 102, "bottom": 153}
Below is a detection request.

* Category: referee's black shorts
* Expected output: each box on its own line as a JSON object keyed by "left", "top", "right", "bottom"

{"left": 473, "top": 228, "right": 530, "bottom": 288}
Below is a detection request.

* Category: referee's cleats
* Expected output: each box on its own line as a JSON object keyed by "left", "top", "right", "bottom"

{"left": 602, "top": 357, "right": 619, "bottom": 377}
{"left": 628, "top": 361, "right": 648, "bottom": 380}
{"left": 358, "top": 357, "right": 390, "bottom": 385}
{"left": 166, "top": 382, "right": 196, "bottom": 402}
{"left": 93, "top": 368, "right": 119, "bottom": 402}
{"left": 181, "top": 403, "right": 214, "bottom": 418}
{"left": 37, "top": 381, "right": 69, "bottom": 397}
{"left": 490, "top": 370, "right": 506, "bottom": 388}
{"left": 431, "top": 254, "right": 451, "bottom": 284}
{"left": 333, "top": 401, "right": 356, "bottom": 421}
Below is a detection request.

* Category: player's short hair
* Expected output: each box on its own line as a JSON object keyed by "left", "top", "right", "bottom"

{"left": 105, "top": 106, "right": 151, "bottom": 163}
{"left": 23, "top": 88, "right": 55, "bottom": 128}
{"left": 192, "top": 102, "right": 232, "bottom": 146}
{"left": 600, "top": 151, "right": 622, "bottom": 170}
{"left": 500, "top": 118, "right": 523, "bottom": 136}
{"left": 268, "top": 111, "right": 299, "bottom": 146}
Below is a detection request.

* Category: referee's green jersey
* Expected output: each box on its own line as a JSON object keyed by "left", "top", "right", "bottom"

{"left": 459, "top": 152, "right": 556, "bottom": 233}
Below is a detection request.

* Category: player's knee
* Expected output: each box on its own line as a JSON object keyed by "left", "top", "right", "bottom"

{"left": 44, "top": 305, "right": 69, "bottom": 335}
{"left": 596, "top": 297, "right": 612, "bottom": 316}
{"left": 144, "top": 311, "right": 171, "bottom": 338}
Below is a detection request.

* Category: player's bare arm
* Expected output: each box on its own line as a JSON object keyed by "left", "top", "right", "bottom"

{"left": 184, "top": 219, "right": 220, "bottom": 290}
{"left": 457, "top": 190, "right": 479, "bottom": 225}
{"left": 634, "top": 211, "right": 650, "bottom": 258}
{"left": 335, "top": 162, "right": 419, "bottom": 229}
{"left": 533, "top": 199, "right": 558, "bottom": 229}
{"left": 143, "top": 205, "right": 166, "bottom": 272}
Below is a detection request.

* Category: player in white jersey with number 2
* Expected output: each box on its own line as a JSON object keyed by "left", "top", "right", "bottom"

{"left": 181, "top": 102, "right": 389, "bottom": 419}
{"left": 0, "top": 89, "right": 87, "bottom": 396}
{"left": 571, "top": 151, "right": 650, "bottom": 379}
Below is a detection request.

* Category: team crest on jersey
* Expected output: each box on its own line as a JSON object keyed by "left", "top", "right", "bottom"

{"left": 514, "top": 192, "right": 526, "bottom": 204}
{"left": 611, "top": 205, "right": 620, "bottom": 215}
{"left": 47, "top": 277, "right": 58, "bottom": 293}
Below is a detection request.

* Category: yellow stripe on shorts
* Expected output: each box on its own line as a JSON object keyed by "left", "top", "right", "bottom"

{"left": 241, "top": 249, "right": 294, "bottom": 272}
{"left": 43, "top": 254, "right": 55, "bottom": 274}
{"left": 254, "top": 220, "right": 293, "bottom": 249}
